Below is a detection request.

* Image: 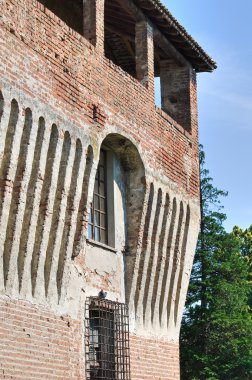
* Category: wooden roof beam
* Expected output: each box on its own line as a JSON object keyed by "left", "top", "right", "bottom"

{"left": 105, "top": 23, "right": 135, "bottom": 43}
{"left": 115, "top": 0, "right": 190, "bottom": 68}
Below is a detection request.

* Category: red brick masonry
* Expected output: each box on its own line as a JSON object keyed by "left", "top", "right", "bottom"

{"left": 0, "top": 0, "right": 199, "bottom": 200}
{"left": 0, "top": 299, "right": 179, "bottom": 379}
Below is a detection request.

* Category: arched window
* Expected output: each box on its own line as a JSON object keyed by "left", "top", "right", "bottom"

{"left": 86, "top": 133, "right": 146, "bottom": 300}
{"left": 88, "top": 148, "right": 109, "bottom": 245}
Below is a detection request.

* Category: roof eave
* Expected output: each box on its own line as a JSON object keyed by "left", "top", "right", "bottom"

{"left": 135, "top": 0, "right": 217, "bottom": 73}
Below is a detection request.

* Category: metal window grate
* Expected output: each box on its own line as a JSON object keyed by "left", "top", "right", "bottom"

{"left": 88, "top": 149, "right": 108, "bottom": 244}
{"left": 85, "top": 297, "right": 131, "bottom": 380}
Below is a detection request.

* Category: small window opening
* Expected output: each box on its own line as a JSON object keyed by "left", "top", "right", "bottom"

{"left": 154, "top": 40, "right": 164, "bottom": 109}
{"left": 104, "top": 0, "right": 137, "bottom": 78}
{"left": 85, "top": 297, "right": 131, "bottom": 380}
{"left": 88, "top": 150, "right": 108, "bottom": 245}
{"left": 153, "top": 37, "right": 191, "bottom": 130}
{"left": 154, "top": 76, "right": 161, "bottom": 108}
{"left": 93, "top": 105, "right": 99, "bottom": 122}
{"left": 39, "top": 0, "right": 83, "bottom": 34}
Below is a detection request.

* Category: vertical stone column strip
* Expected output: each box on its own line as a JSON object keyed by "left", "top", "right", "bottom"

{"left": 58, "top": 145, "right": 89, "bottom": 305}
{"left": 133, "top": 183, "right": 154, "bottom": 314}
{"left": 136, "top": 185, "right": 158, "bottom": 327}
{"left": 83, "top": 0, "right": 104, "bottom": 55}
{"left": 43, "top": 132, "right": 72, "bottom": 296}
{"left": 33, "top": 127, "right": 63, "bottom": 302}
{"left": 174, "top": 205, "right": 190, "bottom": 325}
{"left": 0, "top": 97, "right": 13, "bottom": 293}
{"left": 46, "top": 138, "right": 75, "bottom": 303}
{"left": 72, "top": 145, "right": 94, "bottom": 258}
{"left": 56, "top": 140, "right": 82, "bottom": 299}
{"left": 143, "top": 188, "right": 165, "bottom": 329}
{"left": 0, "top": 91, "right": 8, "bottom": 153}
{"left": 160, "top": 198, "right": 180, "bottom": 330}
{"left": 19, "top": 121, "right": 50, "bottom": 299}
{"left": 0, "top": 99, "right": 19, "bottom": 221}
{"left": 5, "top": 112, "right": 38, "bottom": 295}
{"left": 0, "top": 104, "right": 24, "bottom": 287}
{"left": 135, "top": 20, "right": 154, "bottom": 97}
{"left": 152, "top": 193, "right": 172, "bottom": 329}
{"left": 167, "top": 202, "right": 186, "bottom": 333}
{"left": 160, "top": 61, "right": 193, "bottom": 131}
{"left": 174, "top": 202, "right": 200, "bottom": 331}
{"left": 4, "top": 109, "right": 33, "bottom": 290}
{"left": 127, "top": 181, "right": 151, "bottom": 317}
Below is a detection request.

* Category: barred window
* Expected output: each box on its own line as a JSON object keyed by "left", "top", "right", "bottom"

{"left": 88, "top": 149, "right": 108, "bottom": 245}
{"left": 85, "top": 297, "right": 131, "bottom": 380}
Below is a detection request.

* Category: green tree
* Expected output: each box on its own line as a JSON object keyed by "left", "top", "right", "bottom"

{"left": 232, "top": 225, "right": 252, "bottom": 308}
{"left": 180, "top": 146, "right": 252, "bottom": 380}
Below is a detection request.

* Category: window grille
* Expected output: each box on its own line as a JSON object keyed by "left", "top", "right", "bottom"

{"left": 85, "top": 297, "right": 131, "bottom": 380}
{"left": 88, "top": 149, "right": 108, "bottom": 244}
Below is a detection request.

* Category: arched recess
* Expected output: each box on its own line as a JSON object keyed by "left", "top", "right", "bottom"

{"left": 100, "top": 133, "right": 146, "bottom": 304}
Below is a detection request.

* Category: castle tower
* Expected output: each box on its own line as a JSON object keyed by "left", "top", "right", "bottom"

{"left": 0, "top": 1, "right": 216, "bottom": 378}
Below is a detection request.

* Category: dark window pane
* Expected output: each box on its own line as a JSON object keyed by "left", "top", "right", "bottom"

{"left": 99, "top": 166, "right": 105, "bottom": 181}
{"left": 99, "top": 181, "right": 105, "bottom": 196}
{"left": 94, "top": 195, "right": 99, "bottom": 210}
{"left": 88, "top": 224, "right": 93, "bottom": 239}
{"left": 94, "top": 211, "right": 100, "bottom": 226}
{"left": 95, "top": 227, "right": 100, "bottom": 241}
{"left": 100, "top": 197, "right": 105, "bottom": 212}
{"left": 94, "top": 178, "right": 98, "bottom": 192}
{"left": 89, "top": 207, "right": 93, "bottom": 223}
{"left": 100, "top": 214, "right": 106, "bottom": 228}
{"left": 100, "top": 229, "right": 107, "bottom": 244}
{"left": 99, "top": 150, "right": 105, "bottom": 165}
{"left": 90, "top": 149, "right": 108, "bottom": 244}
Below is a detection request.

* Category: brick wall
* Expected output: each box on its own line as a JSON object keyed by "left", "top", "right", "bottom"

{"left": 0, "top": 298, "right": 180, "bottom": 380}
{"left": 130, "top": 336, "right": 180, "bottom": 380}
{"left": 0, "top": 298, "right": 83, "bottom": 379}
{"left": 0, "top": 1, "right": 201, "bottom": 378}
{"left": 0, "top": 0, "right": 200, "bottom": 199}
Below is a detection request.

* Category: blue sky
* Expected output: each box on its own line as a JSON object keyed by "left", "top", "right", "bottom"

{"left": 160, "top": 0, "right": 252, "bottom": 231}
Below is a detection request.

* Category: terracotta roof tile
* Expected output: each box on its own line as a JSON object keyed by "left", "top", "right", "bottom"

{"left": 135, "top": 0, "right": 217, "bottom": 72}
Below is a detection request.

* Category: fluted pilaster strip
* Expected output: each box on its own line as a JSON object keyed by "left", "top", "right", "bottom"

{"left": 0, "top": 97, "right": 12, "bottom": 292}
{"left": 19, "top": 120, "right": 50, "bottom": 298}
{"left": 57, "top": 139, "right": 83, "bottom": 300}
{"left": 0, "top": 105, "right": 24, "bottom": 287}
{"left": 167, "top": 202, "right": 186, "bottom": 331}
{"left": 32, "top": 126, "right": 62, "bottom": 301}
{"left": 174, "top": 205, "right": 191, "bottom": 326}
{"left": 59, "top": 145, "right": 90, "bottom": 305}
{"left": 160, "top": 198, "right": 179, "bottom": 329}
{"left": 127, "top": 183, "right": 150, "bottom": 315}
{"left": 136, "top": 185, "right": 157, "bottom": 326}
{"left": 6, "top": 112, "right": 39, "bottom": 295}
{"left": 152, "top": 193, "right": 171, "bottom": 328}
{"left": 47, "top": 138, "right": 75, "bottom": 302}
{"left": 143, "top": 189, "right": 165, "bottom": 328}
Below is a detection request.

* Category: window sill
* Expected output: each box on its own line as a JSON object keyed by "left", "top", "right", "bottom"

{"left": 86, "top": 239, "right": 117, "bottom": 253}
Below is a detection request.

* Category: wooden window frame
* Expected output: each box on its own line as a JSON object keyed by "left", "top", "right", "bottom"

{"left": 88, "top": 149, "right": 108, "bottom": 245}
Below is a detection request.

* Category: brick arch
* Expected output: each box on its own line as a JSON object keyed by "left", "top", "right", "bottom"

{"left": 101, "top": 133, "right": 146, "bottom": 304}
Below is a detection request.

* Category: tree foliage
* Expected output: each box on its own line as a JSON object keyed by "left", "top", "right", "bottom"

{"left": 180, "top": 145, "right": 252, "bottom": 380}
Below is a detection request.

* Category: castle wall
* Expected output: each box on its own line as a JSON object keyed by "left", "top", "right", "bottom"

{"left": 0, "top": 1, "right": 200, "bottom": 379}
